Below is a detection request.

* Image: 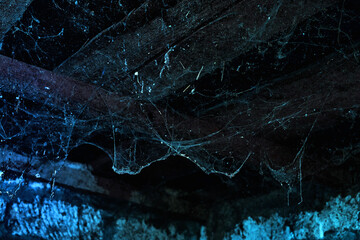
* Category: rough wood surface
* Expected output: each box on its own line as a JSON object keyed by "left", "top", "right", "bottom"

{"left": 54, "top": 0, "right": 337, "bottom": 100}
{"left": 0, "top": 0, "right": 33, "bottom": 40}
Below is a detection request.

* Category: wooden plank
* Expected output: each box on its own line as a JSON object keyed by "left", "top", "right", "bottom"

{"left": 0, "top": 0, "right": 33, "bottom": 40}
{"left": 0, "top": 54, "right": 133, "bottom": 114}
{"left": 54, "top": 0, "right": 337, "bottom": 100}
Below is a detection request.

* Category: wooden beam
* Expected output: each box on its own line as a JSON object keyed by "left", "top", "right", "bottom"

{"left": 0, "top": 54, "right": 133, "bottom": 114}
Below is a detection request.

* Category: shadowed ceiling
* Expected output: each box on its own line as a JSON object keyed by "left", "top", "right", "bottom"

{"left": 1, "top": 0, "right": 360, "bottom": 238}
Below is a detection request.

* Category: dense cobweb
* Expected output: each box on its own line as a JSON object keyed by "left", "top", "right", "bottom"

{"left": 1, "top": 0, "right": 360, "bottom": 200}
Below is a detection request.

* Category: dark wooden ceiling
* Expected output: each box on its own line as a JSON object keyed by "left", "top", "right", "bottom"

{"left": 1, "top": 0, "right": 360, "bottom": 238}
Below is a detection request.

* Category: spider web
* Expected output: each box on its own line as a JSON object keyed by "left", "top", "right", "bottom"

{"left": 0, "top": 0, "right": 360, "bottom": 201}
